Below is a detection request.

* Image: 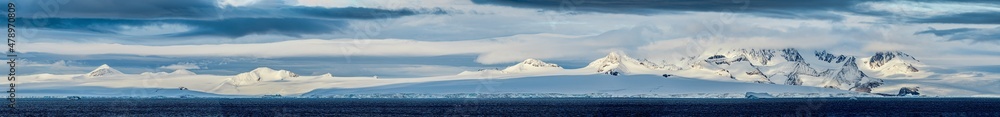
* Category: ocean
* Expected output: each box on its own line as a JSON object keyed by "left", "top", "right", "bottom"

{"left": 1, "top": 98, "right": 998, "bottom": 116}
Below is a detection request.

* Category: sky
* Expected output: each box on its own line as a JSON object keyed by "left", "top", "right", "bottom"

{"left": 10, "top": 0, "right": 1000, "bottom": 77}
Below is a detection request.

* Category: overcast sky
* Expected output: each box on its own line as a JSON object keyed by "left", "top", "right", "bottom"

{"left": 11, "top": 0, "right": 1000, "bottom": 77}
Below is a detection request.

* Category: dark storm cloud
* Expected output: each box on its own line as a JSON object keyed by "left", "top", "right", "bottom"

{"left": 915, "top": 28, "right": 978, "bottom": 37}
{"left": 472, "top": 0, "right": 1000, "bottom": 24}
{"left": 19, "top": 18, "right": 347, "bottom": 38}
{"left": 16, "top": 18, "right": 161, "bottom": 34}
{"left": 287, "top": 7, "right": 448, "bottom": 19}
{"left": 916, "top": 27, "right": 1000, "bottom": 43}
{"left": 15, "top": 0, "right": 220, "bottom": 19}
{"left": 909, "top": 12, "right": 1000, "bottom": 24}
{"left": 166, "top": 18, "right": 348, "bottom": 38}
{"left": 15, "top": 0, "right": 441, "bottom": 19}
{"left": 471, "top": 0, "right": 863, "bottom": 20}
{"left": 11, "top": 0, "right": 446, "bottom": 38}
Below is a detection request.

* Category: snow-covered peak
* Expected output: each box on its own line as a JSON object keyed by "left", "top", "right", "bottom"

{"left": 584, "top": 52, "right": 630, "bottom": 74}
{"left": 697, "top": 48, "right": 806, "bottom": 66}
{"left": 818, "top": 57, "right": 882, "bottom": 92}
{"left": 318, "top": 73, "right": 334, "bottom": 78}
{"left": 865, "top": 51, "right": 920, "bottom": 69}
{"left": 682, "top": 48, "right": 886, "bottom": 92}
{"left": 603, "top": 52, "right": 625, "bottom": 61}
{"left": 520, "top": 59, "right": 559, "bottom": 67}
{"left": 85, "top": 64, "right": 124, "bottom": 78}
{"left": 870, "top": 51, "right": 918, "bottom": 62}
{"left": 589, "top": 52, "right": 632, "bottom": 65}
{"left": 689, "top": 48, "right": 816, "bottom": 83}
{"left": 251, "top": 67, "right": 298, "bottom": 79}
{"left": 251, "top": 67, "right": 277, "bottom": 72}
{"left": 501, "top": 58, "right": 562, "bottom": 72}
{"left": 229, "top": 67, "right": 299, "bottom": 86}
{"left": 169, "top": 69, "right": 196, "bottom": 76}
{"left": 96, "top": 64, "right": 112, "bottom": 69}
{"left": 583, "top": 52, "right": 665, "bottom": 75}
{"left": 861, "top": 51, "right": 925, "bottom": 78}
{"left": 458, "top": 59, "right": 564, "bottom": 76}
{"left": 814, "top": 50, "right": 851, "bottom": 64}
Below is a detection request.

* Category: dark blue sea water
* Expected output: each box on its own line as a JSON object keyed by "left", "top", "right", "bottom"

{"left": 1, "top": 98, "right": 998, "bottom": 116}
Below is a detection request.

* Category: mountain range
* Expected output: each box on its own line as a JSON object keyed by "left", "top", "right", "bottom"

{"left": 16, "top": 48, "right": 998, "bottom": 98}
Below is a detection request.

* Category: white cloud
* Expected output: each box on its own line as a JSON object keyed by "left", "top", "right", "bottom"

{"left": 218, "top": 0, "right": 261, "bottom": 7}
{"left": 364, "top": 65, "right": 475, "bottom": 77}
{"left": 293, "top": 0, "right": 472, "bottom": 9}
{"left": 22, "top": 33, "right": 590, "bottom": 64}
{"left": 17, "top": 60, "right": 98, "bottom": 75}
{"left": 921, "top": 54, "right": 1000, "bottom": 67}
{"left": 23, "top": 60, "right": 73, "bottom": 67}
{"left": 21, "top": 8, "right": 1000, "bottom": 68}
{"left": 856, "top": 1, "right": 1000, "bottom": 18}
{"left": 862, "top": 41, "right": 912, "bottom": 52}
{"left": 117, "top": 23, "right": 193, "bottom": 36}
{"left": 159, "top": 63, "right": 201, "bottom": 70}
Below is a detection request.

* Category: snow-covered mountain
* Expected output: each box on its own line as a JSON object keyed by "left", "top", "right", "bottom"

{"left": 502, "top": 58, "right": 563, "bottom": 72}
{"left": 860, "top": 51, "right": 927, "bottom": 78}
{"left": 450, "top": 49, "right": 920, "bottom": 93}
{"left": 229, "top": 67, "right": 299, "bottom": 86}
{"left": 84, "top": 64, "right": 124, "bottom": 78}
{"left": 140, "top": 69, "right": 197, "bottom": 78}
{"left": 678, "top": 48, "right": 887, "bottom": 92}
{"left": 582, "top": 52, "right": 663, "bottom": 76}
{"left": 865, "top": 51, "right": 920, "bottom": 70}
{"left": 15, "top": 48, "right": 1000, "bottom": 98}
{"left": 458, "top": 58, "right": 564, "bottom": 76}
{"left": 316, "top": 73, "right": 334, "bottom": 78}
{"left": 816, "top": 57, "right": 882, "bottom": 92}
{"left": 686, "top": 49, "right": 815, "bottom": 84}
{"left": 170, "top": 69, "right": 197, "bottom": 76}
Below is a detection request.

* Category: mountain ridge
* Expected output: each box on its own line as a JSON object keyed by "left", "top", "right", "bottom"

{"left": 229, "top": 67, "right": 299, "bottom": 86}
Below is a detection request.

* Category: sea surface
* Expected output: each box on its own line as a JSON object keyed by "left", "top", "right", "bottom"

{"left": 0, "top": 98, "right": 998, "bottom": 116}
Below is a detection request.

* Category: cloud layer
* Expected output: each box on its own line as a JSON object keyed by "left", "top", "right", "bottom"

{"left": 916, "top": 27, "right": 1000, "bottom": 44}
{"left": 14, "top": 0, "right": 447, "bottom": 39}
{"left": 13, "top": 0, "right": 1000, "bottom": 77}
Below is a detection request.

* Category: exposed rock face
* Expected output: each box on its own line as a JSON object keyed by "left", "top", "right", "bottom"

{"left": 815, "top": 50, "right": 851, "bottom": 64}
{"left": 745, "top": 92, "right": 775, "bottom": 99}
{"left": 898, "top": 87, "right": 920, "bottom": 96}
{"left": 864, "top": 51, "right": 923, "bottom": 76}
{"left": 819, "top": 57, "right": 882, "bottom": 93}
{"left": 688, "top": 48, "right": 888, "bottom": 92}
